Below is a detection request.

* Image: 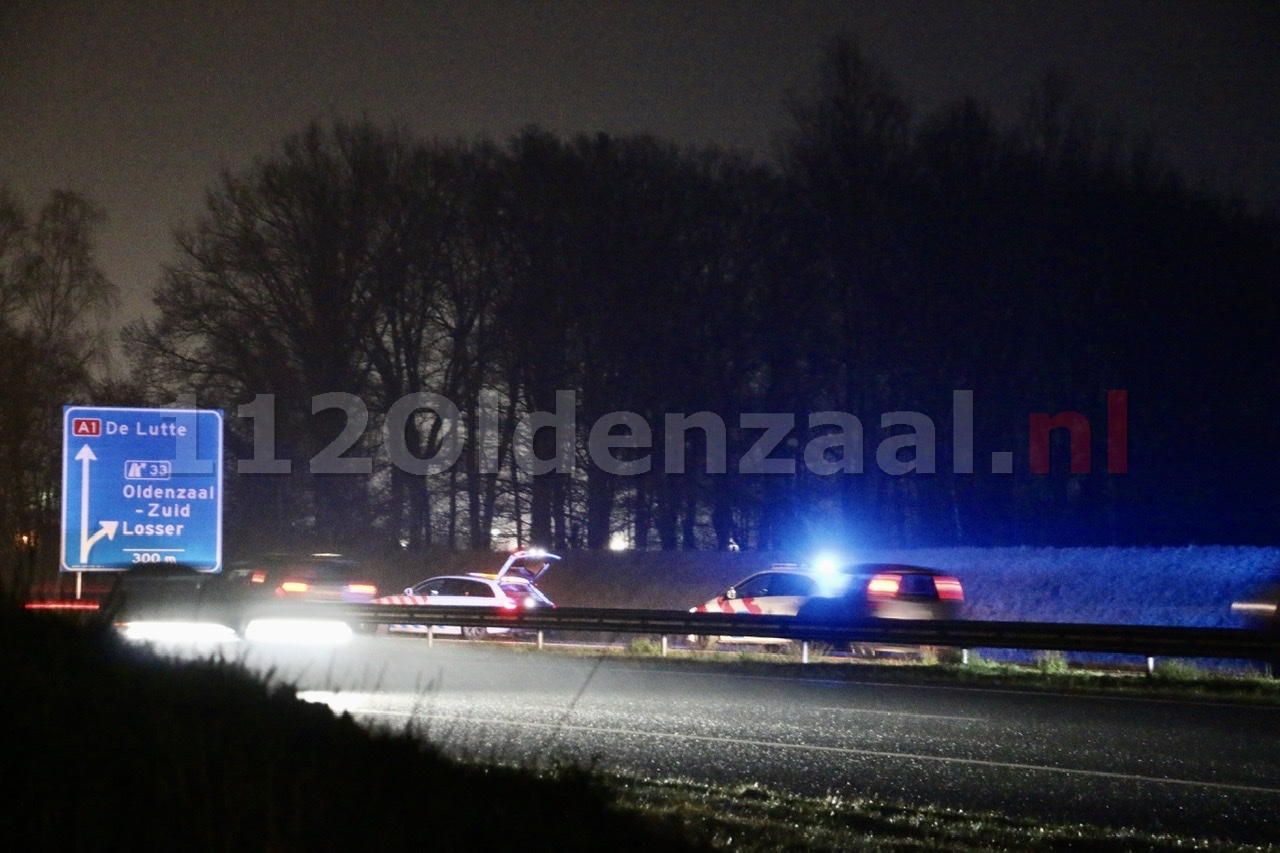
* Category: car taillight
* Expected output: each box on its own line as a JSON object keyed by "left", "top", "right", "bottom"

{"left": 250, "top": 570, "right": 267, "bottom": 584}
{"left": 500, "top": 599, "right": 519, "bottom": 611}
{"left": 278, "top": 581, "right": 309, "bottom": 595}
{"left": 867, "top": 574, "right": 901, "bottom": 599}
{"left": 346, "top": 583, "right": 377, "bottom": 596}
{"left": 934, "top": 576, "right": 964, "bottom": 601}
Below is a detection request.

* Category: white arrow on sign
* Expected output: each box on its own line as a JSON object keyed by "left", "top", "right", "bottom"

{"left": 75, "top": 444, "right": 118, "bottom": 564}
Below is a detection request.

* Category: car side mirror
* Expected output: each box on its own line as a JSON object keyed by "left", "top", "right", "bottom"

{"left": 404, "top": 587, "right": 414, "bottom": 595}
{"left": 724, "top": 587, "right": 737, "bottom": 600}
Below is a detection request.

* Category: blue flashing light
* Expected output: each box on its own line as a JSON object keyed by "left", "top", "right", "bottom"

{"left": 812, "top": 553, "right": 841, "bottom": 575}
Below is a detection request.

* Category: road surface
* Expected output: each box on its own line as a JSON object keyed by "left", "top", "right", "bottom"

{"left": 177, "top": 634, "right": 1280, "bottom": 845}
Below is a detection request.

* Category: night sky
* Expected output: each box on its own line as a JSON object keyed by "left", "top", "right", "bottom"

{"left": 2, "top": 1, "right": 1277, "bottom": 325}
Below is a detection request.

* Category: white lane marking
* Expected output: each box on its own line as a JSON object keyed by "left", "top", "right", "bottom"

{"left": 336, "top": 705, "right": 1280, "bottom": 797}
{"left": 812, "top": 706, "right": 984, "bottom": 722}
{"left": 301, "top": 688, "right": 981, "bottom": 724}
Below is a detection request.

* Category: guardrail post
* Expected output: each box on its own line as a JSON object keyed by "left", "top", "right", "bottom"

{"left": 801, "top": 641, "right": 809, "bottom": 664}
{"left": 1146, "top": 656, "right": 1155, "bottom": 674}
{"left": 537, "top": 629, "right": 544, "bottom": 650}
{"left": 961, "top": 648, "right": 969, "bottom": 665}
{"left": 661, "top": 635, "right": 668, "bottom": 657}
{"left": 427, "top": 625, "right": 433, "bottom": 648}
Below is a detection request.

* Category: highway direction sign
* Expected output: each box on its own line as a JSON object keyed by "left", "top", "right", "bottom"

{"left": 61, "top": 406, "right": 224, "bottom": 571}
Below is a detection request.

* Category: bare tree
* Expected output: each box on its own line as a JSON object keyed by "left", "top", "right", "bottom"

{"left": 0, "top": 187, "right": 116, "bottom": 590}
{"left": 130, "top": 121, "right": 403, "bottom": 547}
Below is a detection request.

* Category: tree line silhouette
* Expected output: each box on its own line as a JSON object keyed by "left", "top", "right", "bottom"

{"left": 4, "top": 40, "right": 1277, "bottom": 566}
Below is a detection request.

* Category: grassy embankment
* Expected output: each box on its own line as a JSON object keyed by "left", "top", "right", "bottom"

{"left": 5, "top": 602, "right": 1274, "bottom": 851}
{"left": 1, "top": 604, "right": 702, "bottom": 851}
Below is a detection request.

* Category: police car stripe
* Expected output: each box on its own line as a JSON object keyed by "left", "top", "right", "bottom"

{"left": 375, "top": 595, "right": 430, "bottom": 605}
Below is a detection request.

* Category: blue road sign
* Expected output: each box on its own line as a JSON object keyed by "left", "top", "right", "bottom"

{"left": 61, "top": 406, "right": 224, "bottom": 571}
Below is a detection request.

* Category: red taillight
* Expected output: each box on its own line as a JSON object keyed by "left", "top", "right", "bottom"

{"left": 867, "top": 574, "right": 901, "bottom": 599}
{"left": 24, "top": 600, "right": 100, "bottom": 611}
{"left": 250, "top": 570, "right": 267, "bottom": 584}
{"left": 934, "top": 576, "right": 964, "bottom": 601}
{"left": 278, "top": 580, "right": 309, "bottom": 595}
{"left": 346, "top": 583, "right": 377, "bottom": 596}
{"left": 500, "top": 599, "right": 519, "bottom": 610}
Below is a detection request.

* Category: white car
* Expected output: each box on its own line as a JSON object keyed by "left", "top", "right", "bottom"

{"left": 689, "top": 563, "right": 839, "bottom": 648}
{"left": 375, "top": 550, "right": 558, "bottom": 638}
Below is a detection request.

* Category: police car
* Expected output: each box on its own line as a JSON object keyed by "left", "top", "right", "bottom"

{"left": 374, "top": 549, "right": 558, "bottom": 638}
{"left": 689, "top": 560, "right": 964, "bottom": 651}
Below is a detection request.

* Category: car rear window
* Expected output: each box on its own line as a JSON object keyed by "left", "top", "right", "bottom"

{"left": 897, "top": 573, "right": 939, "bottom": 597}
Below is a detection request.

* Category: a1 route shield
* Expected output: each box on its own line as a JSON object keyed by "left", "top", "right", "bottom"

{"left": 61, "top": 406, "right": 223, "bottom": 571}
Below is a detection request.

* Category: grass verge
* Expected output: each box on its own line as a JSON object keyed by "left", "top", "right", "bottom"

{"left": 605, "top": 775, "right": 1267, "bottom": 851}
{"left": 505, "top": 635, "right": 1280, "bottom": 706}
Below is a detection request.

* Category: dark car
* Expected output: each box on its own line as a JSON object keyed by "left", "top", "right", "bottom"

{"left": 797, "top": 564, "right": 965, "bottom": 623}
{"left": 220, "top": 553, "right": 380, "bottom": 642}
{"left": 794, "top": 564, "right": 965, "bottom": 623}
{"left": 689, "top": 562, "right": 964, "bottom": 651}
{"left": 106, "top": 563, "right": 242, "bottom": 641}
{"left": 224, "top": 553, "right": 379, "bottom": 604}
{"left": 795, "top": 563, "right": 964, "bottom": 656}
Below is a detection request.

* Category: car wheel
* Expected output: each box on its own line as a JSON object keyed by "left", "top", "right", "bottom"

{"left": 461, "top": 625, "right": 486, "bottom": 640}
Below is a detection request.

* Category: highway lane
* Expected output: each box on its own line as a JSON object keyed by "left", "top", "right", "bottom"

{"left": 180, "top": 634, "right": 1280, "bottom": 845}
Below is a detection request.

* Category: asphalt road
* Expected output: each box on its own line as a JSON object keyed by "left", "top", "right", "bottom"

{"left": 185, "top": 634, "right": 1280, "bottom": 846}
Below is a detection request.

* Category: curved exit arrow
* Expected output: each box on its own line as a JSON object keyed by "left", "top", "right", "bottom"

{"left": 82, "top": 521, "right": 118, "bottom": 564}
{"left": 75, "top": 445, "right": 118, "bottom": 564}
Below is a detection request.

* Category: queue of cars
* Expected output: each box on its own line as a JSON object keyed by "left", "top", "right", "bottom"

{"left": 105, "top": 549, "right": 562, "bottom": 645}
{"left": 102, "top": 547, "right": 966, "bottom": 653}
{"left": 108, "top": 553, "right": 382, "bottom": 644}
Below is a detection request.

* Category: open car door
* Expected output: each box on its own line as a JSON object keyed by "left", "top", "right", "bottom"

{"left": 494, "top": 549, "right": 560, "bottom": 584}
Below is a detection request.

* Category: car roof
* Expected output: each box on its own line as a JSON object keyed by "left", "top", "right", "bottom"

{"left": 421, "top": 574, "right": 497, "bottom": 583}
{"left": 414, "top": 572, "right": 539, "bottom": 586}
{"left": 118, "top": 563, "right": 221, "bottom": 580}
{"left": 728, "top": 563, "right": 950, "bottom": 589}
{"left": 230, "top": 552, "right": 361, "bottom": 569}
{"left": 843, "top": 563, "right": 946, "bottom": 575}
{"left": 766, "top": 562, "right": 947, "bottom": 575}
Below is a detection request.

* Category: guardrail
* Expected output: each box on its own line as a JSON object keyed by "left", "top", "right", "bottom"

{"left": 241, "top": 602, "right": 1280, "bottom": 664}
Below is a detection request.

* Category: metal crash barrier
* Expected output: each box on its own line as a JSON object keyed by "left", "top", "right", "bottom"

{"left": 238, "top": 601, "right": 1280, "bottom": 665}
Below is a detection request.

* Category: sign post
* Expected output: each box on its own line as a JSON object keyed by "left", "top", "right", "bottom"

{"left": 61, "top": 406, "right": 224, "bottom": 572}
